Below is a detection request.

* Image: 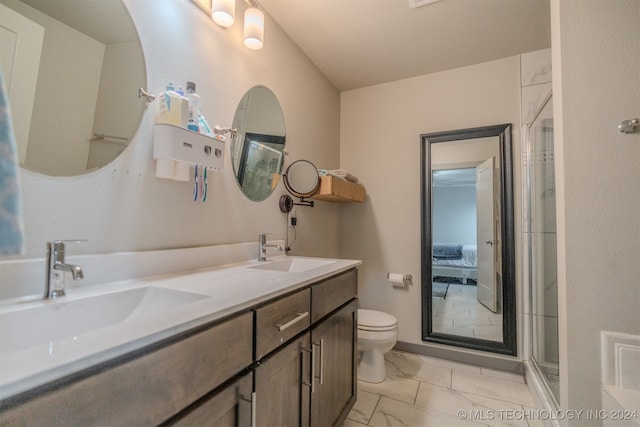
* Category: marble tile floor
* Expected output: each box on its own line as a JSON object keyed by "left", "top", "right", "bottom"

{"left": 343, "top": 350, "right": 543, "bottom": 427}
{"left": 433, "top": 284, "right": 503, "bottom": 341}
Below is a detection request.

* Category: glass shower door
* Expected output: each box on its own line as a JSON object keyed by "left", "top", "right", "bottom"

{"left": 527, "top": 95, "right": 560, "bottom": 400}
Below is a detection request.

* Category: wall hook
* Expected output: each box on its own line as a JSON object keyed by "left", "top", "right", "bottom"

{"left": 138, "top": 88, "right": 156, "bottom": 103}
{"left": 618, "top": 118, "right": 639, "bottom": 134}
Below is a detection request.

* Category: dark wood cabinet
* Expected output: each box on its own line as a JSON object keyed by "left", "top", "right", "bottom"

{"left": 170, "top": 371, "right": 253, "bottom": 427}
{"left": 0, "top": 312, "right": 254, "bottom": 426}
{"left": 255, "top": 333, "right": 311, "bottom": 427}
{"left": 1, "top": 267, "right": 358, "bottom": 427}
{"left": 255, "top": 268, "right": 358, "bottom": 427}
{"left": 310, "top": 299, "right": 358, "bottom": 427}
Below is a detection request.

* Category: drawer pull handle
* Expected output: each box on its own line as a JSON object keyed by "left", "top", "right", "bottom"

{"left": 303, "top": 346, "right": 315, "bottom": 393}
{"left": 251, "top": 391, "right": 257, "bottom": 427}
{"left": 240, "top": 391, "right": 256, "bottom": 427}
{"left": 275, "top": 311, "right": 309, "bottom": 331}
{"left": 319, "top": 338, "right": 325, "bottom": 385}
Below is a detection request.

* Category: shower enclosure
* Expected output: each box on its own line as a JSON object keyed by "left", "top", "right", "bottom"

{"left": 524, "top": 93, "right": 560, "bottom": 403}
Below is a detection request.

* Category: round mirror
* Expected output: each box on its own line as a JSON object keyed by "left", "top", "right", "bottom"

{"left": 283, "top": 160, "right": 320, "bottom": 198}
{"left": 230, "top": 86, "right": 286, "bottom": 202}
{"left": 1, "top": 0, "right": 146, "bottom": 176}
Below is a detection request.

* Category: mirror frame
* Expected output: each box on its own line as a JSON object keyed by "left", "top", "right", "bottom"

{"left": 420, "top": 123, "right": 517, "bottom": 356}
{"left": 283, "top": 159, "right": 320, "bottom": 198}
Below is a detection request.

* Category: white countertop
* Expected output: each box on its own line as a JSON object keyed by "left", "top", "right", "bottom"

{"left": 0, "top": 254, "right": 361, "bottom": 400}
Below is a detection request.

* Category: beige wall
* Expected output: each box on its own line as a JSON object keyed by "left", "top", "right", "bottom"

{"left": 5, "top": 0, "right": 340, "bottom": 293}
{"left": 339, "top": 56, "right": 523, "bottom": 359}
{"left": 551, "top": 0, "right": 640, "bottom": 420}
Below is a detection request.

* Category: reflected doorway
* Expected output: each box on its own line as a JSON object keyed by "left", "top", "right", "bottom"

{"left": 431, "top": 165, "right": 502, "bottom": 341}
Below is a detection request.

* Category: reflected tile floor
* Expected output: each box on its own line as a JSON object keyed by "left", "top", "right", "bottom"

{"left": 433, "top": 284, "right": 503, "bottom": 341}
{"left": 343, "top": 350, "right": 542, "bottom": 427}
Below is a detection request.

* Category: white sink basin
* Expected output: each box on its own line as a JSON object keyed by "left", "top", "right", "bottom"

{"left": 0, "top": 287, "right": 208, "bottom": 354}
{"left": 250, "top": 258, "right": 336, "bottom": 273}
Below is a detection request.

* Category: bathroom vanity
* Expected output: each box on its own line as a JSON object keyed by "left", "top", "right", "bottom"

{"left": 0, "top": 247, "right": 359, "bottom": 426}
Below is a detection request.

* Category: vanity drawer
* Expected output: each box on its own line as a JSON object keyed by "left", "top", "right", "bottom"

{"left": 0, "top": 311, "right": 253, "bottom": 426}
{"left": 256, "top": 288, "right": 311, "bottom": 359}
{"left": 311, "top": 268, "right": 357, "bottom": 323}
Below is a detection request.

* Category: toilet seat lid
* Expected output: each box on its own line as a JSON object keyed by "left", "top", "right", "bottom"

{"left": 358, "top": 309, "right": 397, "bottom": 330}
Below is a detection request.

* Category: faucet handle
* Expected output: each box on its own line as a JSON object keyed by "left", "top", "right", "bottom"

{"left": 258, "top": 233, "right": 277, "bottom": 242}
{"left": 48, "top": 239, "right": 88, "bottom": 253}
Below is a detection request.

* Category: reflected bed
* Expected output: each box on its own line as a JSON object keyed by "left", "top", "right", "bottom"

{"left": 432, "top": 244, "right": 477, "bottom": 284}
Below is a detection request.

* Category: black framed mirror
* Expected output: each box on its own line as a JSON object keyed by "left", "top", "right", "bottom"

{"left": 421, "top": 124, "right": 516, "bottom": 355}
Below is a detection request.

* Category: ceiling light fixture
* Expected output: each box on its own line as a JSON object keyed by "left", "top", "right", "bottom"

{"left": 244, "top": 6, "right": 264, "bottom": 50}
{"left": 212, "top": 0, "right": 235, "bottom": 27}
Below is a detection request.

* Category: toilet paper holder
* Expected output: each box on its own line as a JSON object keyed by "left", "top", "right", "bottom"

{"left": 387, "top": 272, "right": 413, "bottom": 286}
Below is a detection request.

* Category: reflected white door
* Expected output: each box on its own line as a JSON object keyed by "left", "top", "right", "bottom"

{"left": 476, "top": 157, "right": 497, "bottom": 312}
{"left": 0, "top": 4, "right": 44, "bottom": 163}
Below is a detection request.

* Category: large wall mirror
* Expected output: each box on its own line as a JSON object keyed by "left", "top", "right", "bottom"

{"left": 420, "top": 124, "right": 516, "bottom": 355}
{"left": 230, "top": 86, "right": 286, "bottom": 202}
{"left": 0, "top": 0, "right": 146, "bottom": 176}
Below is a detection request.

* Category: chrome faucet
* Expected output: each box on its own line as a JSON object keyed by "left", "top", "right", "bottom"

{"left": 258, "top": 234, "right": 283, "bottom": 262}
{"left": 45, "top": 240, "right": 85, "bottom": 299}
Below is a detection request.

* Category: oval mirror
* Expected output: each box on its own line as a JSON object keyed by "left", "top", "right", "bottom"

{"left": 0, "top": 0, "right": 146, "bottom": 176}
{"left": 283, "top": 160, "right": 320, "bottom": 198}
{"left": 230, "top": 86, "right": 286, "bottom": 202}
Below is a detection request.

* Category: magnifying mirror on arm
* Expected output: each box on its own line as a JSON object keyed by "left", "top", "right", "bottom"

{"left": 279, "top": 160, "right": 320, "bottom": 212}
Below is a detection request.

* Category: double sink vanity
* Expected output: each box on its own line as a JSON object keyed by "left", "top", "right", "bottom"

{"left": 0, "top": 242, "right": 360, "bottom": 426}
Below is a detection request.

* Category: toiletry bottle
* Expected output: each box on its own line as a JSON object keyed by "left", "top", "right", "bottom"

{"left": 156, "top": 81, "right": 189, "bottom": 128}
{"left": 185, "top": 81, "right": 200, "bottom": 133}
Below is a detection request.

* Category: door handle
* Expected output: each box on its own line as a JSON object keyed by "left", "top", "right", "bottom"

{"left": 303, "top": 345, "right": 315, "bottom": 393}
{"left": 318, "top": 339, "right": 325, "bottom": 385}
{"left": 240, "top": 391, "right": 257, "bottom": 427}
{"left": 485, "top": 240, "right": 493, "bottom": 246}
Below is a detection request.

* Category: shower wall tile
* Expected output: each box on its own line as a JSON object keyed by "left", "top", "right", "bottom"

{"left": 532, "top": 314, "right": 559, "bottom": 366}
{"left": 533, "top": 154, "right": 556, "bottom": 234}
{"left": 521, "top": 48, "right": 552, "bottom": 86}
{"left": 543, "top": 316, "right": 559, "bottom": 365}
{"left": 542, "top": 233, "right": 558, "bottom": 318}
{"left": 522, "top": 83, "right": 552, "bottom": 126}
{"left": 531, "top": 232, "right": 558, "bottom": 318}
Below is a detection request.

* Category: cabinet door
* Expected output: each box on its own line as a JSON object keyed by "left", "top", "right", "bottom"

{"left": 255, "top": 333, "right": 311, "bottom": 427}
{"left": 170, "top": 371, "right": 253, "bottom": 427}
{"left": 310, "top": 299, "right": 357, "bottom": 427}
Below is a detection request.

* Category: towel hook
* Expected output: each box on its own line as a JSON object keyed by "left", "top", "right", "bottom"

{"left": 618, "top": 118, "right": 639, "bottom": 134}
{"left": 138, "top": 88, "right": 156, "bottom": 103}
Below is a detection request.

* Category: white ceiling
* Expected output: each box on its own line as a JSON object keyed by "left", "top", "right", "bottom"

{"left": 260, "top": 0, "right": 551, "bottom": 91}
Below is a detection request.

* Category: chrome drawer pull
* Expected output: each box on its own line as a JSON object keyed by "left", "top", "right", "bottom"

{"left": 303, "top": 346, "right": 315, "bottom": 393}
{"left": 250, "top": 391, "right": 256, "bottom": 427}
{"left": 275, "top": 311, "right": 309, "bottom": 331}
{"left": 319, "top": 338, "right": 325, "bottom": 385}
{"left": 240, "top": 391, "right": 257, "bottom": 427}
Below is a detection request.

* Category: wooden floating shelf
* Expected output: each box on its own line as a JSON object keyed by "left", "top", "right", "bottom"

{"left": 312, "top": 176, "right": 365, "bottom": 203}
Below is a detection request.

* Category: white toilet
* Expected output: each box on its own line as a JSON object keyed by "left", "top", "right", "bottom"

{"left": 357, "top": 309, "right": 399, "bottom": 383}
